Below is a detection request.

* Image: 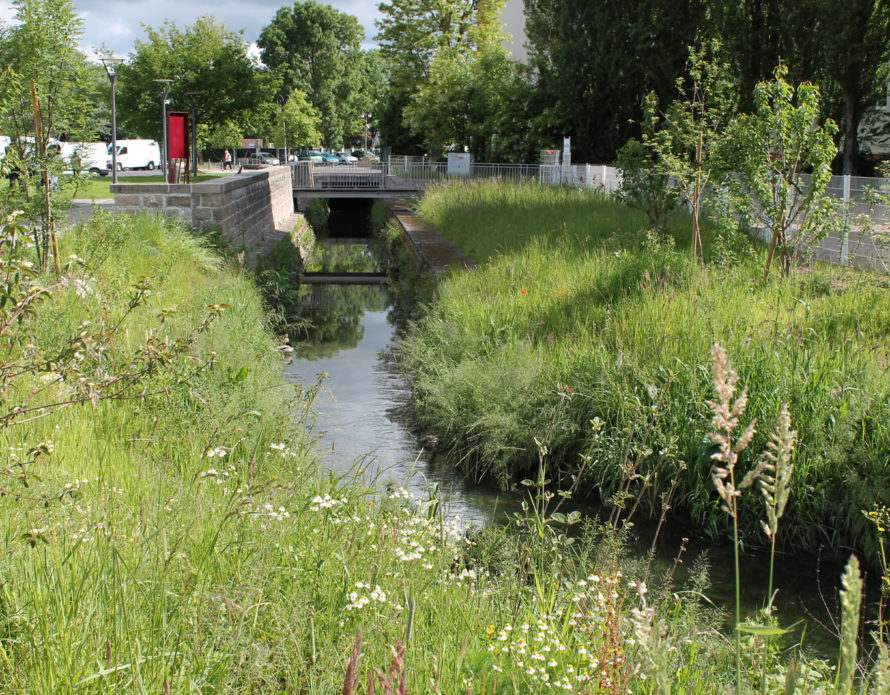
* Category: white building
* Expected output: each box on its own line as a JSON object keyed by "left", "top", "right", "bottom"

{"left": 501, "top": 0, "right": 528, "bottom": 64}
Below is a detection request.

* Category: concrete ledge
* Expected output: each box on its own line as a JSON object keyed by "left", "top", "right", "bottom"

{"left": 385, "top": 199, "right": 476, "bottom": 275}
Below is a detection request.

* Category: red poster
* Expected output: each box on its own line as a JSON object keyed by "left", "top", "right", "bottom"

{"left": 167, "top": 112, "right": 189, "bottom": 160}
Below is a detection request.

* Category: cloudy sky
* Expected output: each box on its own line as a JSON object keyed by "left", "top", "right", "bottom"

{"left": 0, "top": 0, "right": 384, "bottom": 58}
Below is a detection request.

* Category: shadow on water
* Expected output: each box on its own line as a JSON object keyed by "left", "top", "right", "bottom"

{"left": 281, "top": 197, "right": 856, "bottom": 659}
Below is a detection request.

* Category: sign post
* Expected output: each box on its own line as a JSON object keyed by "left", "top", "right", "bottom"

{"left": 167, "top": 111, "right": 189, "bottom": 183}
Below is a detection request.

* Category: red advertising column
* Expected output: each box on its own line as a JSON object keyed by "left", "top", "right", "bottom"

{"left": 167, "top": 111, "right": 189, "bottom": 183}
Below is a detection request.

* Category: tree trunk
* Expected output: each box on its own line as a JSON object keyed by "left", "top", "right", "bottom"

{"left": 842, "top": 87, "right": 861, "bottom": 176}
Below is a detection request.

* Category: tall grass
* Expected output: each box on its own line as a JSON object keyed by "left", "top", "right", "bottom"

{"left": 3, "top": 207, "right": 887, "bottom": 692}
{"left": 1, "top": 210, "right": 728, "bottom": 693}
{"left": 401, "top": 180, "right": 890, "bottom": 558}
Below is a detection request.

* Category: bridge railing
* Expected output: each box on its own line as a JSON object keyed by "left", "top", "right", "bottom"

{"left": 290, "top": 160, "right": 625, "bottom": 193}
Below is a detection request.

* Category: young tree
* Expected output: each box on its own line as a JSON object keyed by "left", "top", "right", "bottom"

{"left": 730, "top": 65, "right": 837, "bottom": 278}
{"left": 0, "top": 0, "right": 97, "bottom": 271}
{"left": 209, "top": 120, "right": 244, "bottom": 153}
{"left": 270, "top": 90, "right": 321, "bottom": 152}
{"left": 645, "top": 42, "right": 738, "bottom": 264}
{"left": 258, "top": 1, "right": 364, "bottom": 148}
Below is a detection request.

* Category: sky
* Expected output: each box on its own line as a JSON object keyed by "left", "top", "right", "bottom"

{"left": 0, "top": 0, "right": 384, "bottom": 59}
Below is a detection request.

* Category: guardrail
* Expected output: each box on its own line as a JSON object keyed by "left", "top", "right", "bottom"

{"left": 289, "top": 159, "right": 889, "bottom": 272}
{"left": 290, "top": 161, "right": 623, "bottom": 192}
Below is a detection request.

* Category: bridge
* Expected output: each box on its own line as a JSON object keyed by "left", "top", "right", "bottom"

{"left": 288, "top": 159, "right": 615, "bottom": 203}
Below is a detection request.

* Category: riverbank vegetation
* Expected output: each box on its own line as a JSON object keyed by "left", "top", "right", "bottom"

{"left": 399, "top": 180, "right": 890, "bottom": 563}
{"left": 2, "top": 205, "right": 888, "bottom": 691}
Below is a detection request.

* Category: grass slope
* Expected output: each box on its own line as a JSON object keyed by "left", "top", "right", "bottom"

{"left": 401, "top": 180, "right": 890, "bottom": 557}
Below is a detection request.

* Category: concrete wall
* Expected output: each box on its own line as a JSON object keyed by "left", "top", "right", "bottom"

{"left": 111, "top": 167, "right": 294, "bottom": 256}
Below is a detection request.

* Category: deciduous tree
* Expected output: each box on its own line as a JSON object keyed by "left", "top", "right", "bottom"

{"left": 524, "top": 0, "right": 708, "bottom": 163}
{"left": 730, "top": 65, "right": 837, "bottom": 278}
{"left": 258, "top": 1, "right": 364, "bottom": 148}
{"left": 0, "top": 0, "right": 96, "bottom": 271}
{"left": 270, "top": 89, "right": 321, "bottom": 151}
{"left": 116, "top": 16, "right": 276, "bottom": 147}
{"left": 375, "top": 0, "right": 506, "bottom": 153}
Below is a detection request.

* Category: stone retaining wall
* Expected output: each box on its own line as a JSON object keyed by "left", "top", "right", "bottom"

{"left": 111, "top": 167, "right": 294, "bottom": 256}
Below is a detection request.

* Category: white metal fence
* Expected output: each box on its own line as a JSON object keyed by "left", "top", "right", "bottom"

{"left": 291, "top": 160, "right": 624, "bottom": 192}
{"left": 290, "top": 159, "right": 889, "bottom": 271}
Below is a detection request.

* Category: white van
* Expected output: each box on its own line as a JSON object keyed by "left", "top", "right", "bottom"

{"left": 59, "top": 142, "right": 109, "bottom": 175}
{"left": 106, "top": 139, "right": 161, "bottom": 172}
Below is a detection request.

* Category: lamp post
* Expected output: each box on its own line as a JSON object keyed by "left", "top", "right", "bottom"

{"left": 100, "top": 57, "right": 124, "bottom": 184}
{"left": 153, "top": 79, "right": 173, "bottom": 183}
{"left": 363, "top": 112, "right": 372, "bottom": 152}
{"left": 185, "top": 91, "right": 201, "bottom": 177}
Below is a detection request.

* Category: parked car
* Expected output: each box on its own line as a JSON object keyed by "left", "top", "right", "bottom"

{"left": 351, "top": 149, "right": 379, "bottom": 162}
{"left": 254, "top": 152, "right": 280, "bottom": 165}
{"left": 336, "top": 152, "right": 358, "bottom": 164}
{"left": 321, "top": 153, "right": 340, "bottom": 165}
{"left": 296, "top": 150, "right": 324, "bottom": 164}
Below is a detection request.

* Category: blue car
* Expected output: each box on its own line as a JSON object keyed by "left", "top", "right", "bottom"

{"left": 321, "top": 153, "right": 340, "bottom": 165}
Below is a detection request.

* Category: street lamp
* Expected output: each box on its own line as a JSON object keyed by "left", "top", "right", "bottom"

{"left": 100, "top": 57, "right": 124, "bottom": 184}
{"left": 363, "top": 112, "right": 372, "bottom": 152}
{"left": 153, "top": 78, "right": 173, "bottom": 183}
{"left": 185, "top": 91, "right": 202, "bottom": 178}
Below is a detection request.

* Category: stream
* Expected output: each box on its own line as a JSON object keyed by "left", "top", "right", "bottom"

{"left": 281, "top": 199, "right": 859, "bottom": 659}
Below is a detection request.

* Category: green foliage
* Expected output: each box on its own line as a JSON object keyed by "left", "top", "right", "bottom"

{"left": 404, "top": 47, "right": 518, "bottom": 160}
{"left": 258, "top": 1, "right": 365, "bottom": 148}
{"left": 208, "top": 119, "right": 243, "bottom": 151}
{"left": 728, "top": 65, "right": 838, "bottom": 278}
{"left": 376, "top": 0, "right": 506, "bottom": 90}
{"left": 375, "top": 0, "right": 509, "bottom": 154}
{"left": 615, "top": 137, "right": 680, "bottom": 237}
{"left": 0, "top": 0, "right": 98, "bottom": 271}
{"left": 269, "top": 89, "right": 321, "bottom": 150}
{"left": 643, "top": 41, "right": 739, "bottom": 264}
{"left": 524, "top": 0, "right": 709, "bottom": 163}
{"left": 115, "top": 15, "right": 276, "bottom": 145}
{"left": 401, "top": 180, "right": 890, "bottom": 559}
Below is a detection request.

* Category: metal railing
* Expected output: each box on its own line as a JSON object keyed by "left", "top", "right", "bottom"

{"left": 289, "top": 159, "right": 889, "bottom": 272}
{"left": 291, "top": 160, "right": 625, "bottom": 193}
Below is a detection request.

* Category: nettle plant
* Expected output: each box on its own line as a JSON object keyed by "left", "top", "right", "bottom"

{"left": 0, "top": 211, "right": 224, "bottom": 495}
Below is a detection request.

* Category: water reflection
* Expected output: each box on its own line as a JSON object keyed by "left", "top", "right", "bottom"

{"left": 284, "top": 278, "right": 516, "bottom": 525}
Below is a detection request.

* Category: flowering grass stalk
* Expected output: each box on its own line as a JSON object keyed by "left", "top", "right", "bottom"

{"left": 707, "top": 342, "right": 760, "bottom": 694}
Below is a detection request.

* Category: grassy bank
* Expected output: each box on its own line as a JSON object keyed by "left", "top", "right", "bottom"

{"left": 399, "top": 180, "right": 890, "bottom": 559}
{"left": 4, "top": 205, "right": 886, "bottom": 692}
{"left": 0, "top": 209, "right": 733, "bottom": 693}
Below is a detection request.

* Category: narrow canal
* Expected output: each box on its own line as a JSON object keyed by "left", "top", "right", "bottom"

{"left": 282, "top": 199, "right": 514, "bottom": 528}
{"left": 282, "top": 198, "right": 852, "bottom": 658}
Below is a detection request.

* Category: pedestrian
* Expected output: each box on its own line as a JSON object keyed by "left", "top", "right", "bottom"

{"left": 224, "top": 149, "right": 232, "bottom": 170}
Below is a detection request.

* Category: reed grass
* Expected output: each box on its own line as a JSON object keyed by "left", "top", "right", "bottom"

{"left": 401, "top": 180, "right": 890, "bottom": 559}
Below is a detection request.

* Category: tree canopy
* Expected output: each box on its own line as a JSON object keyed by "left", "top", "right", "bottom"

{"left": 258, "top": 1, "right": 365, "bottom": 148}
{"left": 116, "top": 15, "right": 276, "bottom": 144}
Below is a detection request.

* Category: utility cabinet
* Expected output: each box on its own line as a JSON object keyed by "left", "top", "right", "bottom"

{"left": 447, "top": 152, "right": 473, "bottom": 176}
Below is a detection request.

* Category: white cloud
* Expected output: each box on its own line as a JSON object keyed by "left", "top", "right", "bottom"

{"left": 63, "top": 0, "right": 382, "bottom": 59}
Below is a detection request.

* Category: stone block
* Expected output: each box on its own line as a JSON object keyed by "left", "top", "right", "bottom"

{"left": 194, "top": 207, "right": 213, "bottom": 221}
{"left": 166, "top": 196, "right": 192, "bottom": 208}
{"left": 113, "top": 194, "right": 142, "bottom": 207}
{"left": 199, "top": 193, "right": 225, "bottom": 207}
